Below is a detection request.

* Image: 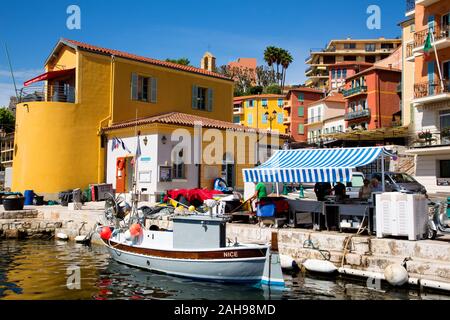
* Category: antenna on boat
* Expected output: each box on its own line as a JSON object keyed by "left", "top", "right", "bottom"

{"left": 3, "top": 42, "right": 18, "bottom": 100}
{"left": 131, "top": 109, "right": 141, "bottom": 226}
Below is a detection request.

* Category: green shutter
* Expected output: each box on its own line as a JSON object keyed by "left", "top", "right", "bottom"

{"left": 298, "top": 124, "right": 304, "bottom": 135}
{"left": 131, "top": 73, "right": 138, "bottom": 100}
{"left": 150, "top": 77, "right": 157, "bottom": 103}
{"left": 298, "top": 106, "right": 304, "bottom": 117}
{"left": 207, "top": 88, "right": 214, "bottom": 111}
{"left": 192, "top": 85, "right": 198, "bottom": 109}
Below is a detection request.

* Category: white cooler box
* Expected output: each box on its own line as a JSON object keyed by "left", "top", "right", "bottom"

{"left": 376, "top": 192, "right": 428, "bottom": 241}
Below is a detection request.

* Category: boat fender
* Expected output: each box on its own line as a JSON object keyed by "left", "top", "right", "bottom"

{"left": 303, "top": 259, "right": 337, "bottom": 274}
{"left": 56, "top": 232, "right": 69, "bottom": 241}
{"left": 100, "top": 227, "right": 112, "bottom": 240}
{"left": 280, "top": 255, "right": 298, "bottom": 270}
{"left": 75, "top": 235, "right": 88, "bottom": 243}
{"left": 124, "top": 230, "right": 132, "bottom": 241}
{"left": 384, "top": 264, "right": 408, "bottom": 287}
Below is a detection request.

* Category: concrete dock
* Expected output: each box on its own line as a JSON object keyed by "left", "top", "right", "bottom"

{"left": 1, "top": 204, "right": 450, "bottom": 291}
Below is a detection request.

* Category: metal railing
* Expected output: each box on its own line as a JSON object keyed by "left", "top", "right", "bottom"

{"left": 18, "top": 84, "right": 76, "bottom": 103}
{"left": 412, "top": 130, "right": 450, "bottom": 148}
{"left": 406, "top": 0, "right": 415, "bottom": 12}
{"left": 345, "top": 109, "right": 371, "bottom": 121}
{"left": 414, "top": 80, "right": 450, "bottom": 99}
{"left": 307, "top": 116, "right": 323, "bottom": 124}
{"left": 342, "top": 86, "right": 368, "bottom": 97}
{"left": 413, "top": 25, "right": 450, "bottom": 49}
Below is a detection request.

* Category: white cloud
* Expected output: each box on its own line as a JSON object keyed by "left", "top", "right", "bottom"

{"left": 0, "top": 68, "right": 42, "bottom": 81}
{"left": 0, "top": 83, "right": 16, "bottom": 107}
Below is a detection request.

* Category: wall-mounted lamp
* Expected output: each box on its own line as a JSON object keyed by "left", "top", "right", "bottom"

{"left": 161, "top": 135, "right": 167, "bottom": 145}
{"left": 143, "top": 136, "right": 148, "bottom": 146}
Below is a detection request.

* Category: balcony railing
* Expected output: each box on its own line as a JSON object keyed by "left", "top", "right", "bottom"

{"left": 406, "top": 43, "right": 414, "bottom": 58}
{"left": 345, "top": 109, "right": 371, "bottom": 121}
{"left": 18, "top": 84, "right": 76, "bottom": 103}
{"left": 307, "top": 116, "right": 322, "bottom": 124}
{"left": 411, "top": 129, "right": 450, "bottom": 148}
{"left": 342, "top": 86, "right": 368, "bottom": 97}
{"left": 414, "top": 80, "right": 450, "bottom": 99}
{"left": 406, "top": 0, "right": 415, "bottom": 12}
{"left": 414, "top": 25, "right": 450, "bottom": 49}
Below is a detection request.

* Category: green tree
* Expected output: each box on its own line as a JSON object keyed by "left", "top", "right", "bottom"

{"left": 0, "top": 108, "right": 15, "bottom": 133}
{"left": 264, "top": 46, "right": 278, "bottom": 74}
{"left": 165, "top": 58, "right": 191, "bottom": 66}
{"left": 249, "top": 86, "right": 263, "bottom": 95}
{"left": 264, "top": 84, "right": 282, "bottom": 95}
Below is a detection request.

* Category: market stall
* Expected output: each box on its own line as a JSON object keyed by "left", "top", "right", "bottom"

{"left": 243, "top": 147, "right": 394, "bottom": 232}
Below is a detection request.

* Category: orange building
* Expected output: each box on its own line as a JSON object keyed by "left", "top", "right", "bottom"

{"left": 404, "top": 0, "right": 450, "bottom": 194}
{"left": 228, "top": 58, "right": 257, "bottom": 84}
{"left": 284, "top": 88, "right": 324, "bottom": 142}
{"left": 327, "top": 62, "right": 373, "bottom": 92}
{"left": 343, "top": 66, "right": 402, "bottom": 131}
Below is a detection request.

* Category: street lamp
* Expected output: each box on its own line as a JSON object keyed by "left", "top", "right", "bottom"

{"left": 265, "top": 110, "right": 278, "bottom": 131}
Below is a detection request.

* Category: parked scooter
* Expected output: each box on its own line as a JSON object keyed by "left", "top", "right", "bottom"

{"left": 427, "top": 200, "right": 450, "bottom": 239}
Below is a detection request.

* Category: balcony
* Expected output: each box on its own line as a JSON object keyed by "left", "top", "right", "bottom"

{"left": 413, "top": 80, "right": 450, "bottom": 105}
{"left": 405, "top": 0, "right": 415, "bottom": 17}
{"left": 283, "top": 117, "right": 291, "bottom": 125}
{"left": 345, "top": 109, "right": 371, "bottom": 121}
{"left": 233, "top": 107, "right": 244, "bottom": 115}
{"left": 342, "top": 86, "right": 368, "bottom": 98}
{"left": 410, "top": 129, "right": 450, "bottom": 149}
{"left": 18, "top": 84, "right": 76, "bottom": 103}
{"left": 413, "top": 25, "right": 450, "bottom": 53}
{"left": 306, "top": 116, "right": 323, "bottom": 125}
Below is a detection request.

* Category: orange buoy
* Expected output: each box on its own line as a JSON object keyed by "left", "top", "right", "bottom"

{"left": 100, "top": 227, "right": 112, "bottom": 240}
{"left": 129, "top": 223, "right": 142, "bottom": 237}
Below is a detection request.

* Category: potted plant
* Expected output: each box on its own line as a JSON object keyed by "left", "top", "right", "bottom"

{"left": 441, "top": 127, "right": 450, "bottom": 138}
{"left": 418, "top": 131, "right": 432, "bottom": 140}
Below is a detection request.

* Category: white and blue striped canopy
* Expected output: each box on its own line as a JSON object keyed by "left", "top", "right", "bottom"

{"left": 243, "top": 147, "right": 390, "bottom": 183}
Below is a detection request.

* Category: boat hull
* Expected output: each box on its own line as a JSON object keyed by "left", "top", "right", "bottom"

{"left": 104, "top": 240, "right": 268, "bottom": 283}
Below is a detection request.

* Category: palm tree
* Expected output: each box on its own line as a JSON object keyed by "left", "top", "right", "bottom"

{"left": 264, "top": 46, "right": 277, "bottom": 74}
{"left": 280, "top": 49, "right": 294, "bottom": 91}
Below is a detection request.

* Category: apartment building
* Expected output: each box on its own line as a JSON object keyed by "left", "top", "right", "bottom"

{"left": 305, "top": 93, "right": 346, "bottom": 145}
{"left": 305, "top": 38, "right": 401, "bottom": 89}
{"left": 284, "top": 87, "right": 324, "bottom": 142}
{"left": 405, "top": 0, "right": 450, "bottom": 194}
{"left": 233, "top": 94, "right": 287, "bottom": 134}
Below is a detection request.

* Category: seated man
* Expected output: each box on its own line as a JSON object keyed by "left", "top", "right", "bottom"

{"left": 333, "top": 182, "right": 347, "bottom": 202}
{"left": 371, "top": 178, "right": 383, "bottom": 193}
{"left": 359, "top": 179, "right": 373, "bottom": 200}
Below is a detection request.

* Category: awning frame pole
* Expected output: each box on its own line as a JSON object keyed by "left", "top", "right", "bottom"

{"left": 381, "top": 150, "right": 386, "bottom": 193}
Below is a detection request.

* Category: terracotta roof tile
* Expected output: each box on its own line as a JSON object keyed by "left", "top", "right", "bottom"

{"left": 61, "top": 39, "right": 232, "bottom": 81}
{"left": 103, "top": 112, "right": 290, "bottom": 138}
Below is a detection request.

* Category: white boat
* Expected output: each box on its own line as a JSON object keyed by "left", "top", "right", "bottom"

{"left": 100, "top": 214, "right": 284, "bottom": 286}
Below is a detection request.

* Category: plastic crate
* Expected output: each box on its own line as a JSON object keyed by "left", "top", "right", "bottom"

{"left": 257, "top": 203, "right": 276, "bottom": 217}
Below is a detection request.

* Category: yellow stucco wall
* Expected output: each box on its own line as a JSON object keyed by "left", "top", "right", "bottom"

{"left": 13, "top": 50, "right": 112, "bottom": 196}
{"left": 240, "top": 96, "right": 287, "bottom": 134}
{"left": 111, "top": 58, "right": 233, "bottom": 124}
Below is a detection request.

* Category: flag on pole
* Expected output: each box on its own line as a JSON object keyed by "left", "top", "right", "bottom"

{"left": 131, "top": 135, "right": 142, "bottom": 166}
{"left": 424, "top": 31, "right": 433, "bottom": 61}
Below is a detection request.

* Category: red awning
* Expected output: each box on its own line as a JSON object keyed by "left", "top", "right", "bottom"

{"left": 24, "top": 68, "right": 75, "bottom": 87}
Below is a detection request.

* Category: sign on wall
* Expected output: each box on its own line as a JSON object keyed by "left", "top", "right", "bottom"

{"left": 139, "top": 171, "right": 152, "bottom": 183}
{"left": 159, "top": 166, "right": 172, "bottom": 182}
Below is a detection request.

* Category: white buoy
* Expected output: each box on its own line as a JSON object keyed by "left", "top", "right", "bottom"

{"left": 384, "top": 264, "right": 409, "bottom": 287}
{"left": 303, "top": 259, "right": 337, "bottom": 274}
{"left": 56, "top": 232, "right": 69, "bottom": 241}
{"left": 280, "top": 255, "right": 297, "bottom": 270}
{"left": 124, "top": 230, "right": 132, "bottom": 241}
{"left": 75, "top": 235, "right": 89, "bottom": 243}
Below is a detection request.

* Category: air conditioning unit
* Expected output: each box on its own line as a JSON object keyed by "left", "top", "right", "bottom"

{"left": 376, "top": 193, "right": 428, "bottom": 241}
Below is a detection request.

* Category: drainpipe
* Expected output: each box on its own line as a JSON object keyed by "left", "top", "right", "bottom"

{"left": 97, "top": 55, "right": 116, "bottom": 183}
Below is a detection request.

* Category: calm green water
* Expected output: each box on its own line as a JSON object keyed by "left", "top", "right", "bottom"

{"left": 0, "top": 240, "right": 448, "bottom": 300}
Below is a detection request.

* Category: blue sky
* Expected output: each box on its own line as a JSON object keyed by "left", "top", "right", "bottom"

{"left": 0, "top": 0, "right": 405, "bottom": 106}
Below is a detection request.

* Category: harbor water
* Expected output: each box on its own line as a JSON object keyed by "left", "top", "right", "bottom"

{"left": 0, "top": 240, "right": 449, "bottom": 300}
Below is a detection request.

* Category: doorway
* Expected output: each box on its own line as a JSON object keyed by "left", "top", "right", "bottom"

{"left": 116, "top": 156, "right": 135, "bottom": 193}
{"left": 222, "top": 153, "right": 235, "bottom": 189}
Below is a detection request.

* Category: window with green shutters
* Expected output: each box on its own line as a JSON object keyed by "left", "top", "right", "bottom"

{"left": 298, "top": 106, "right": 304, "bottom": 117}
{"left": 298, "top": 124, "right": 304, "bottom": 135}
{"left": 248, "top": 114, "right": 253, "bottom": 125}
{"left": 298, "top": 93, "right": 304, "bottom": 102}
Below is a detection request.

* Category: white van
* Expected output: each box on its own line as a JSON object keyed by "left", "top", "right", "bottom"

{"left": 345, "top": 172, "right": 365, "bottom": 199}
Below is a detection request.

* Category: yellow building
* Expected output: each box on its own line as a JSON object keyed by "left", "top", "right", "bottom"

{"left": 12, "top": 38, "right": 248, "bottom": 198}
{"left": 233, "top": 94, "right": 288, "bottom": 134}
